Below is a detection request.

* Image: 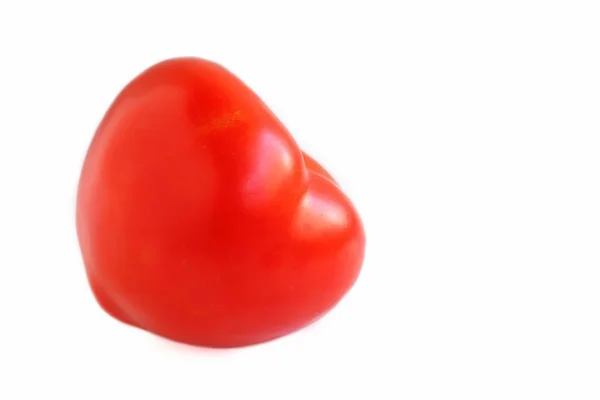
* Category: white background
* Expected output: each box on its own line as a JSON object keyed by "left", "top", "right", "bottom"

{"left": 1, "top": 1, "right": 599, "bottom": 398}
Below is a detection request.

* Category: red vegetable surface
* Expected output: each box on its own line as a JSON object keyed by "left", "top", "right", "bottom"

{"left": 76, "top": 58, "right": 366, "bottom": 347}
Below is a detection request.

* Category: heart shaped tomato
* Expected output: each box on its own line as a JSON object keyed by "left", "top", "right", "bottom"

{"left": 76, "top": 58, "right": 366, "bottom": 347}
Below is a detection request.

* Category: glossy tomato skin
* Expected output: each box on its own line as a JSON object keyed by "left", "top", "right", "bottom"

{"left": 77, "top": 58, "right": 365, "bottom": 347}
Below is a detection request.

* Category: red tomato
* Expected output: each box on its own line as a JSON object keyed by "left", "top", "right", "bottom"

{"left": 76, "top": 58, "right": 366, "bottom": 348}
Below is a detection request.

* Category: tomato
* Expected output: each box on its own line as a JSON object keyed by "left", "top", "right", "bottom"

{"left": 76, "top": 57, "right": 366, "bottom": 348}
